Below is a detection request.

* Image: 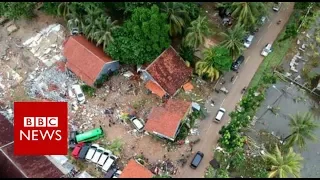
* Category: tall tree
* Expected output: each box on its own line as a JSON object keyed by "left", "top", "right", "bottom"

{"left": 263, "top": 144, "right": 303, "bottom": 178}
{"left": 219, "top": 24, "right": 247, "bottom": 58}
{"left": 196, "top": 46, "right": 232, "bottom": 81}
{"left": 93, "top": 15, "right": 119, "bottom": 51}
{"left": 161, "top": 2, "right": 190, "bottom": 36}
{"left": 0, "top": 2, "right": 36, "bottom": 20}
{"left": 106, "top": 5, "right": 170, "bottom": 65}
{"left": 231, "top": 2, "right": 263, "bottom": 28}
{"left": 283, "top": 112, "right": 319, "bottom": 150}
{"left": 184, "top": 15, "right": 211, "bottom": 50}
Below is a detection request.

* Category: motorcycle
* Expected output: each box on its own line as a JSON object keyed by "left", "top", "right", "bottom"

{"left": 241, "top": 87, "right": 247, "bottom": 94}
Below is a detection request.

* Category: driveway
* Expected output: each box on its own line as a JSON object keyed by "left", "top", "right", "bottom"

{"left": 175, "top": 2, "right": 295, "bottom": 178}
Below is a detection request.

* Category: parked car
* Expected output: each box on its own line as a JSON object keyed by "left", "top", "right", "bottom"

{"left": 91, "top": 147, "right": 105, "bottom": 164}
{"left": 214, "top": 108, "right": 226, "bottom": 123}
{"left": 244, "top": 35, "right": 254, "bottom": 48}
{"left": 112, "top": 170, "right": 122, "bottom": 178}
{"left": 97, "top": 150, "right": 112, "bottom": 167}
{"left": 71, "top": 142, "right": 84, "bottom": 159}
{"left": 261, "top": 43, "right": 272, "bottom": 57}
{"left": 69, "top": 131, "right": 78, "bottom": 149}
{"left": 231, "top": 55, "right": 245, "bottom": 71}
{"left": 273, "top": 2, "right": 282, "bottom": 12}
{"left": 190, "top": 151, "right": 204, "bottom": 169}
{"left": 129, "top": 116, "right": 145, "bottom": 132}
{"left": 102, "top": 155, "right": 117, "bottom": 172}
{"left": 261, "top": 16, "right": 267, "bottom": 24}
{"left": 78, "top": 143, "right": 91, "bottom": 160}
{"left": 85, "top": 144, "right": 99, "bottom": 161}
{"left": 104, "top": 168, "right": 117, "bottom": 178}
{"left": 72, "top": 84, "right": 85, "bottom": 104}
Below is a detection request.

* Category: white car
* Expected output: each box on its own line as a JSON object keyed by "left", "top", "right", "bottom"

{"left": 85, "top": 144, "right": 99, "bottom": 161}
{"left": 214, "top": 108, "right": 226, "bottom": 123}
{"left": 273, "top": 2, "right": 282, "bottom": 12}
{"left": 72, "top": 84, "right": 85, "bottom": 104}
{"left": 129, "top": 116, "right": 145, "bottom": 132}
{"left": 261, "top": 43, "right": 272, "bottom": 57}
{"left": 244, "top": 35, "right": 254, "bottom": 48}
{"left": 102, "top": 155, "right": 117, "bottom": 173}
{"left": 113, "top": 170, "right": 122, "bottom": 178}
{"left": 97, "top": 150, "right": 112, "bottom": 167}
{"left": 91, "top": 147, "right": 105, "bottom": 164}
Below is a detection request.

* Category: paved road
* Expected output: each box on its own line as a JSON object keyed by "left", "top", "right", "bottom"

{"left": 175, "top": 3, "right": 294, "bottom": 178}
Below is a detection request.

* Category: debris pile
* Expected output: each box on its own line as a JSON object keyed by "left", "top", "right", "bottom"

{"left": 23, "top": 24, "right": 66, "bottom": 67}
{"left": 0, "top": 65, "right": 23, "bottom": 98}
{"left": 24, "top": 63, "right": 79, "bottom": 102}
{"left": 151, "top": 159, "right": 178, "bottom": 176}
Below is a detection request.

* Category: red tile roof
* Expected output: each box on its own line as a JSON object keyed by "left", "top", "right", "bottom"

{"left": 145, "top": 80, "right": 166, "bottom": 98}
{"left": 145, "top": 99, "right": 191, "bottom": 139}
{"left": 146, "top": 46, "right": 193, "bottom": 96}
{"left": 64, "top": 35, "right": 113, "bottom": 86}
{"left": 183, "top": 82, "right": 194, "bottom": 91}
{"left": 0, "top": 115, "right": 63, "bottom": 178}
{"left": 120, "top": 159, "right": 153, "bottom": 178}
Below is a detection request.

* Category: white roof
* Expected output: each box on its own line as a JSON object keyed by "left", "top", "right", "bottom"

{"left": 133, "top": 119, "right": 144, "bottom": 130}
{"left": 102, "top": 156, "right": 116, "bottom": 172}
{"left": 77, "top": 171, "right": 93, "bottom": 178}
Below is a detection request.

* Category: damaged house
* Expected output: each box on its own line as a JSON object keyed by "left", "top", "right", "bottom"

{"left": 139, "top": 46, "right": 193, "bottom": 98}
{"left": 145, "top": 99, "right": 192, "bottom": 141}
{"left": 63, "top": 35, "right": 120, "bottom": 87}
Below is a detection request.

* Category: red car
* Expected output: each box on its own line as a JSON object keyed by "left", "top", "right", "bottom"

{"left": 72, "top": 142, "right": 84, "bottom": 159}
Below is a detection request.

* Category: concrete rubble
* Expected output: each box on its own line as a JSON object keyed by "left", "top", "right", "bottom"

{"left": 23, "top": 24, "right": 66, "bottom": 67}
{"left": 24, "top": 63, "right": 79, "bottom": 102}
{"left": 0, "top": 64, "right": 23, "bottom": 98}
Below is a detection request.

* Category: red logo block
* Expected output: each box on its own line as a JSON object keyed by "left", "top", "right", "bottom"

{"left": 14, "top": 102, "right": 68, "bottom": 155}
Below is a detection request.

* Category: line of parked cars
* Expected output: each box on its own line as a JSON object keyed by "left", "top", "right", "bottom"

{"left": 71, "top": 142, "right": 121, "bottom": 178}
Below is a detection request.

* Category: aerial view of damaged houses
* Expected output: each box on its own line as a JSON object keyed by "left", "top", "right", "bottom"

{"left": 1, "top": 2, "right": 320, "bottom": 179}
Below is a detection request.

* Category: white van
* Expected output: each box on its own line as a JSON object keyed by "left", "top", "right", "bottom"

{"left": 214, "top": 108, "right": 226, "bottom": 123}
{"left": 129, "top": 116, "right": 145, "bottom": 132}
{"left": 102, "top": 155, "right": 117, "bottom": 172}
{"left": 85, "top": 144, "right": 99, "bottom": 161}
{"left": 72, "top": 84, "right": 85, "bottom": 104}
{"left": 91, "top": 147, "right": 105, "bottom": 164}
{"left": 261, "top": 43, "right": 272, "bottom": 57}
{"left": 97, "top": 150, "right": 112, "bottom": 167}
{"left": 244, "top": 35, "right": 254, "bottom": 48}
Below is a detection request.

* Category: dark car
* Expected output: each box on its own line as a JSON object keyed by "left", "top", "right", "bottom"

{"left": 78, "top": 143, "right": 91, "bottom": 160}
{"left": 69, "top": 131, "right": 78, "bottom": 149}
{"left": 190, "top": 151, "right": 204, "bottom": 169}
{"left": 104, "top": 167, "right": 117, "bottom": 178}
{"left": 231, "top": 55, "right": 245, "bottom": 71}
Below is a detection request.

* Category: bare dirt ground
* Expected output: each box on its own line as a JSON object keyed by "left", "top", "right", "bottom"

{"left": 0, "top": 11, "right": 215, "bottom": 178}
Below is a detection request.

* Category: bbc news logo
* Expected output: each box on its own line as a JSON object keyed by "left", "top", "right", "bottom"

{"left": 20, "top": 117, "right": 62, "bottom": 141}
{"left": 14, "top": 102, "right": 68, "bottom": 155}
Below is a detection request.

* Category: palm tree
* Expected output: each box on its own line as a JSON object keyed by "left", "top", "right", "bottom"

{"left": 283, "top": 112, "right": 319, "bottom": 150}
{"left": 219, "top": 24, "right": 247, "bottom": 58}
{"left": 195, "top": 48, "right": 221, "bottom": 81}
{"left": 263, "top": 144, "right": 303, "bottom": 178}
{"left": 93, "top": 15, "right": 119, "bottom": 51}
{"left": 231, "top": 2, "right": 261, "bottom": 28}
{"left": 57, "top": 2, "right": 71, "bottom": 20}
{"left": 184, "top": 15, "right": 211, "bottom": 50}
{"left": 161, "top": 2, "right": 190, "bottom": 36}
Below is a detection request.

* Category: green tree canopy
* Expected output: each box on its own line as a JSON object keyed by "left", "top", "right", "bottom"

{"left": 106, "top": 5, "right": 170, "bottom": 65}
{"left": 0, "top": 2, "right": 36, "bottom": 20}
{"left": 284, "top": 112, "right": 319, "bottom": 150}
{"left": 263, "top": 144, "right": 303, "bottom": 178}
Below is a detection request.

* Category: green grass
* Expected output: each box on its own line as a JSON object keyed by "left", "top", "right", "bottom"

{"left": 249, "top": 33, "right": 293, "bottom": 88}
